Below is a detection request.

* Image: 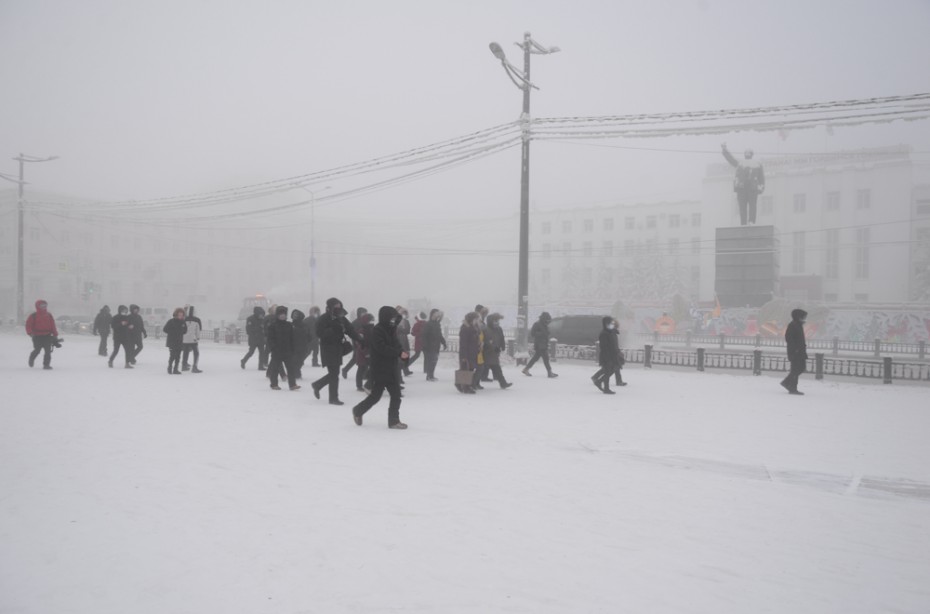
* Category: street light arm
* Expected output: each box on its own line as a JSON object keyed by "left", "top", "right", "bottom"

{"left": 0, "top": 172, "right": 26, "bottom": 184}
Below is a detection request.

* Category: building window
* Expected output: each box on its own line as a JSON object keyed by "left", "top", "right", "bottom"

{"left": 625, "top": 217, "right": 635, "bottom": 230}
{"left": 583, "top": 219, "right": 593, "bottom": 233}
{"left": 792, "top": 231, "right": 806, "bottom": 273}
{"left": 793, "top": 194, "right": 807, "bottom": 213}
{"left": 826, "top": 191, "right": 840, "bottom": 211}
{"left": 542, "top": 222, "right": 551, "bottom": 235}
{"left": 646, "top": 215, "right": 657, "bottom": 229}
{"left": 668, "top": 238, "right": 679, "bottom": 254}
{"left": 855, "top": 227, "right": 870, "bottom": 278}
{"left": 691, "top": 212, "right": 702, "bottom": 226}
{"left": 542, "top": 243, "right": 551, "bottom": 259}
{"left": 825, "top": 228, "right": 839, "bottom": 279}
{"left": 669, "top": 214, "right": 680, "bottom": 228}
{"left": 562, "top": 221, "right": 572, "bottom": 234}
{"left": 760, "top": 196, "right": 773, "bottom": 215}
{"left": 583, "top": 241, "right": 593, "bottom": 257}
{"left": 691, "top": 237, "right": 701, "bottom": 254}
{"left": 603, "top": 240, "right": 613, "bottom": 257}
{"left": 856, "top": 189, "right": 871, "bottom": 210}
{"left": 603, "top": 218, "right": 614, "bottom": 231}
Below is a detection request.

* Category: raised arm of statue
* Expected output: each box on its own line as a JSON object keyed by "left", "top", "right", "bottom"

{"left": 721, "top": 143, "right": 739, "bottom": 168}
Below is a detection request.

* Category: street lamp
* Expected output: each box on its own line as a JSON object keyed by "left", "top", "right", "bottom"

{"left": 8, "top": 154, "right": 59, "bottom": 324}
{"left": 299, "top": 185, "right": 331, "bottom": 308}
{"left": 488, "top": 32, "right": 559, "bottom": 359}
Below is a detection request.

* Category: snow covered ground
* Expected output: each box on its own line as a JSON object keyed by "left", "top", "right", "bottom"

{"left": 1, "top": 332, "right": 929, "bottom": 614}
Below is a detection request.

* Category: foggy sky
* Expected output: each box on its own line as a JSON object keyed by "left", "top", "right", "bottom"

{"left": 2, "top": 0, "right": 930, "bottom": 311}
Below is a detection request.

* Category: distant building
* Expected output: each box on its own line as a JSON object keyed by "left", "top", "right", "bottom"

{"left": 529, "top": 145, "right": 930, "bottom": 307}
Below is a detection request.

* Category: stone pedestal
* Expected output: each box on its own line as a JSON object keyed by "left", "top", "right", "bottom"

{"left": 715, "top": 225, "right": 779, "bottom": 308}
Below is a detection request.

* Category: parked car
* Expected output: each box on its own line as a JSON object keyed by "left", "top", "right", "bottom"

{"left": 546, "top": 315, "right": 604, "bottom": 346}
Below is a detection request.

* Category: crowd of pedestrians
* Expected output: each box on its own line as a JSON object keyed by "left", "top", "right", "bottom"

{"left": 21, "top": 297, "right": 815, "bottom": 429}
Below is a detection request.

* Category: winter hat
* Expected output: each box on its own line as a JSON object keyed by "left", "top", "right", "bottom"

{"left": 417, "top": 311, "right": 427, "bottom": 320}
{"left": 464, "top": 312, "right": 479, "bottom": 325}
{"left": 291, "top": 309, "right": 305, "bottom": 323}
{"left": 791, "top": 308, "right": 808, "bottom": 321}
{"left": 118, "top": 305, "right": 128, "bottom": 314}
{"left": 602, "top": 316, "right": 614, "bottom": 328}
{"left": 356, "top": 307, "right": 368, "bottom": 319}
{"left": 361, "top": 312, "right": 375, "bottom": 325}
{"left": 35, "top": 299, "right": 48, "bottom": 310}
{"left": 102, "top": 305, "right": 110, "bottom": 312}
{"left": 276, "top": 305, "right": 288, "bottom": 317}
{"left": 253, "top": 306, "right": 265, "bottom": 317}
{"left": 540, "top": 312, "right": 552, "bottom": 322}
{"left": 130, "top": 304, "right": 140, "bottom": 312}
{"left": 188, "top": 305, "right": 195, "bottom": 318}
{"left": 378, "top": 305, "right": 400, "bottom": 326}
{"left": 488, "top": 312, "right": 503, "bottom": 324}
{"left": 325, "top": 297, "right": 344, "bottom": 315}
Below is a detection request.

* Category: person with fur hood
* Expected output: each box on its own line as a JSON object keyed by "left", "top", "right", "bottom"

{"left": 25, "top": 299, "right": 59, "bottom": 369}
{"left": 312, "top": 297, "right": 360, "bottom": 405}
{"left": 781, "top": 308, "right": 809, "bottom": 395}
{"left": 351, "top": 306, "right": 409, "bottom": 429}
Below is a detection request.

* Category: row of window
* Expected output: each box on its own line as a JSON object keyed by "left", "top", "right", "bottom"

{"left": 539, "top": 213, "right": 702, "bottom": 235}
{"left": 536, "top": 265, "right": 702, "bottom": 286}
{"left": 787, "top": 228, "right": 871, "bottom": 278}
{"left": 540, "top": 238, "right": 704, "bottom": 258}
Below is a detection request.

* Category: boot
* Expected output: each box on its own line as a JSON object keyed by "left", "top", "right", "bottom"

{"left": 329, "top": 399, "right": 345, "bottom": 406}
{"left": 108, "top": 360, "right": 114, "bottom": 368}
{"left": 167, "top": 365, "right": 172, "bottom": 374}
{"left": 192, "top": 366, "right": 202, "bottom": 374}
{"left": 500, "top": 382, "right": 512, "bottom": 389}
{"left": 240, "top": 359, "right": 246, "bottom": 370}
{"left": 602, "top": 386, "right": 615, "bottom": 395}
{"left": 591, "top": 374, "right": 603, "bottom": 390}
{"left": 125, "top": 363, "right": 134, "bottom": 369}
{"left": 389, "top": 422, "right": 408, "bottom": 430}
{"left": 521, "top": 368, "right": 531, "bottom": 377}
{"left": 172, "top": 368, "right": 181, "bottom": 375}
{"left": 547, "top": 372, "right": 559, "bottom": 378}
{"left": 182, "top": 364, "right": 191, "bottom": 371}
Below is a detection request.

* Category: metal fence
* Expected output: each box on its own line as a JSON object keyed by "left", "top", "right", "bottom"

{"left": 635, "top": 331, "right": 928, "bottom": 359}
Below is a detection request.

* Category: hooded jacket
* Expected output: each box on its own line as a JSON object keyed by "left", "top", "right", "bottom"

{"left": 354, "top": 313, "right": 376, "bottom": 366}
{"left": 411, "top": 314, "right": 426, "bottom": 352}
{"left": 291, "top": 309, "right": 310, "bottom": 355}
{"left": 598, "top": 317, "right": 621, "bottom": 368}
{"left": 246, "top": 306, "right": 266, "bottom": 344}
{"left": 459, "top": 314, "right": 481, "bottom": 370}
{"left": 268, "top": 306, "right": 295, "bottom": 357}
{"left": 785, "top": 309, "right": 808, "bottom": 362}
{"left": 368, "top": 306, "right": 404, "bottom": 385}
{"left": 182, "top": 306, "right": 202, "bottom": 344}
{"left": 422, "top": 309, "right": 447, "bottom": 353}
{"left": 128, "top": 304, "right": 147, "bottom": 339}
{"left": 93, "top": 306, "right": 112, "bottom": 336}
{"left": 26, "top": 300, "right": 58, "bottom": 337}
{"left": 316, "top": 297, "right": 358, "bottom": 367}
{"left": 483, "top": 314, "right": 506, "bottom": 366}
{"left": 163, "top": 315, "right": 187, "bottom": 350}
{"left": 111, "top": 306, "right": 131, "bottom": 342}
{"left": 530, "top": 313, "right": 552, "bottom": 350}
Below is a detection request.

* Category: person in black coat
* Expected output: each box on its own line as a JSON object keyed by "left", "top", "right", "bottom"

{"left": 522, "top": 312, "right": 557, "bottom": 378}
{"left": 483, "top": 313, "right": 512, "bottom": 388}
{"left": 163, "top": 307, "right": 188, "bottom": 375}
{"left": 267, "top": 306, "right": 298, "bottom": 390}
{"left": 458, "top": 312, "right": 481, "bottom": 394}
{"left": 353, "top": 313, "right": 375, "bottom": 392}
{"left": 781, "top": 308, "right": 808, "bottom": 395}
{"left": 351, "top": 306, "right": 409, "bottom": 429}
{"left": 241, "top": 306, "right": 267, "bottom": 370}
{"left": 592, "top": 316, "right": 622, "bottom": 394}
{"left": 109, "top": 305, "right": 134, "bottom": 368}
{"left": 127, "top": 304, "right": 147, "bottom": 365}
{"left": 341, "top": 307, "right": 368, "bottom": 380}
{"left": 312, "top": 297, "right": 360, "bottom": 405}
{"left": 305, "top": 306, "right": 321, "bottom": 367}
{"left": 93, "top": 305, "right": 112, "bottom": 356}
{"left": 421, "top": 308, "right": 447, "bottom": 381}
{"left": 291, "top": 309, "right": 310, "bottom": 380}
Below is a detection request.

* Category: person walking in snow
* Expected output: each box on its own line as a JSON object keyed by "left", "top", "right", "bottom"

{"left": 458, "top": 311, "right": 481, "bottom": 394}
{"left": 163, "top": 308, "right": 187, "bottom": 375}
{"left": 267, "top": 306, "right": 299, "bottom": 391}
{"left": 127, "top": 304, "right": 147, "bottom": 365}
{"left": 483, "top": 313, "right": 512, "bottom": 389}
{"left": 25, "top": 299, "right": 59, "bottom": 370}
{"left": 93, "top": 305, "right": 111, "bottom": 357}
{"left": 474, "top": 304, "right": 491, "bottom": 384}
{"left": 421, "top": 308, "right": 446, "bottom": 381}
{"left": 408, "top": 311, "right": 426, "bottom": 370}
{"left": 109, "top": 305, "right": 134, "bottom": 368}
{"left": 290, "top": 308, "right": 310, "bottom": 380}
{"left": 522, "top": 312, "right": 557, "bottom": 378}
{"left": 351, "top": 306, "right": 409, "bottom": 429}
{"left": 312, "top": 297, "right": 360, "bottom": 405}
{"left": 396, "top": 306, "right": 413, "bottom": 377}
{"left": 781, "top": 308, "right": 808, "bottom": 395}
{"left": 592, "top": 316, "right": 622, "bottom": 394}
{"left": 341, "top": 307, "right": 368, "bottom": 380}
{"left": 241, "top": 306, "right": 267, "bottom": 370}
{"left": 305, "top": 305, "right": 321, "bottom": 367}
{"left": 353, "top": 312, "right": 375, "bottom": 392}
{"left": 181, "top": 305, "right": 203, "bottom": 373}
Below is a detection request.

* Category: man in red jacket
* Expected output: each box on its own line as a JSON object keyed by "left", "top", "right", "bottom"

{"left": 25, "top": 299, "right": 59, "bottom": 369}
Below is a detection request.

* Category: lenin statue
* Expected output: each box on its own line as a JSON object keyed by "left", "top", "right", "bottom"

{"left": 721, "top": 143, "right": 765, "bottom": 225}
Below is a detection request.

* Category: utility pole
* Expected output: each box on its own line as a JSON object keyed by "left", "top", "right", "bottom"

{"left": 489, "top": 32, "right": 559, "bottom": 359}
{"left": 298, "top": 185, "right": 330, "bottom": 308}
{"left": 9, "top": 153, "right": 58, "bottom": 324}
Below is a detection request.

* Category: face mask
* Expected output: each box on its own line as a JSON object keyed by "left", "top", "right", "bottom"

{"left": 278, "top": 314, "right": 287, "bottom": 320}
{"left": 607, "top": 324, "right": 615, "bottom": 330}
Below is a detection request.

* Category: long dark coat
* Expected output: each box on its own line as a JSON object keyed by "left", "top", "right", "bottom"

{"left": 483, "top": 322, "right": 506, "bottom": 367}
{"left": 422, "top": 319, "right": 446, "bottom": 353}
{"left": 267, "top": 319, "right": 295, "bottom": 358}
{"left": 530, "top": 320, "right": 551, "bottom": 351}
{"left": 459, "top": 324, "right": 480, "bottom": 370}
{"left": 316, "top": 312, "right": 359, "bottom": 367}
{"left": 368, "top": 306, "right": 404, "bottom": 385}
{"left": 599, "top": 327, "right": 621, "bottom": 368}
{"left": 163, "top": 318, "right": 187, "bottom": 351}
